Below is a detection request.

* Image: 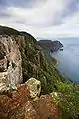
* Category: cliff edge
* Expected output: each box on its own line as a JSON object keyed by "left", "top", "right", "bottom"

{"left": 0, "top": 25, "right": 79, "bottom": 119}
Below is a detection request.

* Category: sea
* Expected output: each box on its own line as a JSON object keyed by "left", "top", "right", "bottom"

{"left": 52, "top": 37, "right": 79, "bottom": 84}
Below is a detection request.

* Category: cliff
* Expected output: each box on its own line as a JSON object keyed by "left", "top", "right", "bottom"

{"left": 0, "top": 35, "right": 22, "bottom": 93}
{"left": 0, "top": 25, "right": 79, "bottom": 119}
{"left": 37, "top": 40, "right": 63, "bottom": 52}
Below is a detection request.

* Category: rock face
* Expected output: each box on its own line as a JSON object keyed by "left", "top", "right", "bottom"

{"left": 0, "top": 78, "right": 60, "bottom": 119}
{"left": 0, "top": 84, "right": 29, "bottom": 119}
{"left": 0, "top": 35, "right": 22, "bottom": 93}
{"left": 25, "top": 78, "right": 41, "bottom": 98}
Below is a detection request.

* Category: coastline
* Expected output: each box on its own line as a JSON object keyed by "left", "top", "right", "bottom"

{"left": 56, "top": 60, "right": 60, "bottom": 66}
{"left": 54, "top": 59, "right": 60, "bottom": 67}
{"left": 53, "top": 57, "right": 75, "bottom": 84}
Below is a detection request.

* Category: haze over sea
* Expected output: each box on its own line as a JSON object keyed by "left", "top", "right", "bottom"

{"left": 52, "top": 37, "right": 79, "bottom": 84}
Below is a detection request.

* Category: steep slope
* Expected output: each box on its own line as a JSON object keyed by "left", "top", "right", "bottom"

{"left": 0, "top": 25, "right": 79, "bottom": 119}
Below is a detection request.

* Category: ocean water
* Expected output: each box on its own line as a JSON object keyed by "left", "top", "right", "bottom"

{"left": 52, "top": 38, "right": 79, "bottom": 84}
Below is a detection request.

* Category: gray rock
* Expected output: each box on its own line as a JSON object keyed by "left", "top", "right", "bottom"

{"left": 0, "top": 36, "right": 23, "bottom": 93}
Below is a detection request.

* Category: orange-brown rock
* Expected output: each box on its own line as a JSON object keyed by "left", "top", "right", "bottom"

{"left": 0, "top": 84, "right": 29, "bottom": 119}
{"left": 0, "top": 83, "right": 61, "bottom": 119}
{"left": 32, "top": 95, "right": 60, "bottom": 119}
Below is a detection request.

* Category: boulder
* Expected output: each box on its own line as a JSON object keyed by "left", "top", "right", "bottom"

{"left": 25, "top": 78, "right": 41, "bottom": 98}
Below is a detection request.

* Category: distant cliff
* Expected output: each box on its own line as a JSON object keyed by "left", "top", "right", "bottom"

{"left": 37, "top": 40, "right": 63, "bottom": 52}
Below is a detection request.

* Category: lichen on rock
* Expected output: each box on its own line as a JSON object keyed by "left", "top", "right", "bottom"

{"left": 25, "top": 78, "right": 41, "bottom": 98}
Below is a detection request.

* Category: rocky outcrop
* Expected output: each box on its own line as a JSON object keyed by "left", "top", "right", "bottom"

{"left": 0, "top": 84, "right": 29, "bottom": 119}
{"left": 0, "top": 78, "right": 60, "bottom": 119}
{"left": 0, "top": 35, "right": 22, "bottom": 93}
{"left": 25, "top": 78, "right": 41, "bottom": 98}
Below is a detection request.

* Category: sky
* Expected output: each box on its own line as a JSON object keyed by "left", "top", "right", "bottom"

{"left": 0, "top": 0, "right": 79, "bottom": 38}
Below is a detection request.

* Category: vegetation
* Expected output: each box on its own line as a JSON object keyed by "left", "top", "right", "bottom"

{"left": 19, "top": 34, "right": 79, "bottom": 119}
{"left": 0, "top": 25, "right": 20, "bottom": 36}
{"left": 38, "top": 41, "right": 79, "bottom": 119}
{"left": 37, "top": 40, "right": 63, "bottom": 52}
{"left": 0, "top": 25, "right": 79, "bottom": 119}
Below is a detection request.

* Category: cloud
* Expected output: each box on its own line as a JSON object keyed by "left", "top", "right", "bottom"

{"left": 1, "top": 0, "right": 66, "bottom": 27}
{"left": 0, "top": 0, "right": 33, "bottom": 8}
{"left": 0, "top": 0, "right": 79, "bottom": 38}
